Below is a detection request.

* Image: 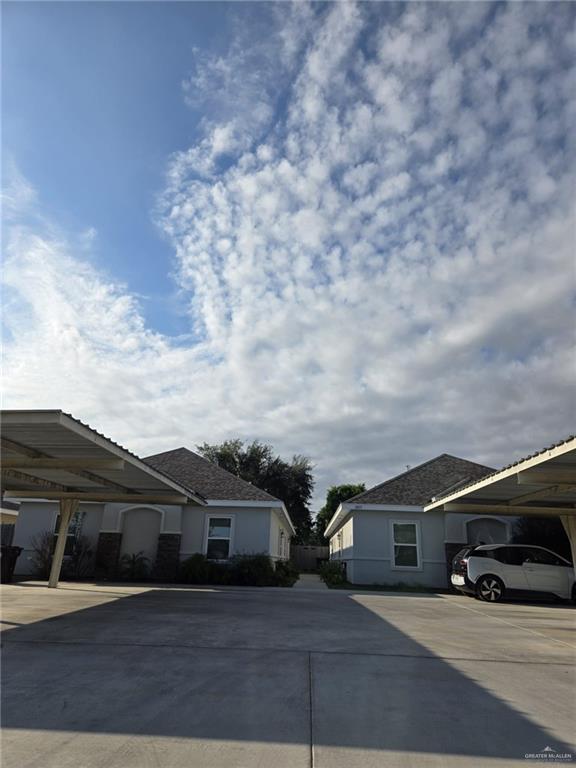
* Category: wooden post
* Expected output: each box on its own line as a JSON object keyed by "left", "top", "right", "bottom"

{"left": 48, "top": 498, "right": 79, "bottom": 588}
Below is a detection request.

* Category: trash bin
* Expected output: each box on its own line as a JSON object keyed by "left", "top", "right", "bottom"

{"left": 1, "top": 546, "right": 23, "bottom": 584}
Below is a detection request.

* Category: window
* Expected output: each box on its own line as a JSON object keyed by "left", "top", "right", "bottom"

{"left": 522, "top": 548, "right": 564, "bottom": 566}
{"left": 53, "top": 510, "right": 84, "bottom": 556}
{"left": 494, "top": 547, "right": 524, "bottom": 566}
{"left": 205, "top": 517, "right": 232, "bottom": 560}
{"left": 391, "top": 521, "right": 420, "bottom": 569}
{"left": 278, "top": 530, "right": 285, "bottom": 559}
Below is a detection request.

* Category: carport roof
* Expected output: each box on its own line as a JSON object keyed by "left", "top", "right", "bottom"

{"left": 424, "top": 436, "right": 576, "bottom": 516}
{"left": 1, "top": 410, "right": 206, "bottom": 505}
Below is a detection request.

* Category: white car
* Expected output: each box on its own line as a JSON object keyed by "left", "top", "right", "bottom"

{"left": 451, "top": 544, "right": 575, "bottom": 602}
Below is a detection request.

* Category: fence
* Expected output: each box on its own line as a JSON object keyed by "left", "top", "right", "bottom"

{"left": 291, "top": 545, "right": 329, "bottom": 572}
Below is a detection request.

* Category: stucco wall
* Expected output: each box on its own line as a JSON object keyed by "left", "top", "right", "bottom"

{"left": 444, "top": 513, "right": 515, "bottom": 544}
{"left": 101, "top": 503, "right": 182, "bottom": 534}
{"left": 268, "top": 510, "right": 291, "bottom": 560}
{"left": 180, "top": 506, "right": 273, "bottom": 559}
{"left": 331, "top": 509, "right": 447, "bottom": 588}
{"left": 329, "top": 516, "right": 354, "bottom": 581}
{"left": 13, "top": 502, "right": 104, "bottom": 576}
{"left": 119, "top": 507, "right": 162, "bottom": 564}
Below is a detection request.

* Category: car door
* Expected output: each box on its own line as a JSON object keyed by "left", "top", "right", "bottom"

{"left": 493, "top": 547, "right": 530, "bottom": 589}
{"left": 521, "top": 548, "right": 568, "bottom": 597}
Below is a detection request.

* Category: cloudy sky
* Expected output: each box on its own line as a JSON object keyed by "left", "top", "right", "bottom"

{"left": 2, "top": 2, "right": 575, "bottom": 508}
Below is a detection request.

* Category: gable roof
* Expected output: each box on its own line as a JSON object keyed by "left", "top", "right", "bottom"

{"left": 347, "top": 454, "right": 495, "bottom": 506}
{"left": 143, "top": 447, "right": 279, "bottom": 503}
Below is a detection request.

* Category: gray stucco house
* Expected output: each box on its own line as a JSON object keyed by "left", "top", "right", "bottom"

{"left": 325, "top": 454, "right": 519, "bottom": 588}
{"left": 13, "top": 447, "right": 294, "bottom": 579}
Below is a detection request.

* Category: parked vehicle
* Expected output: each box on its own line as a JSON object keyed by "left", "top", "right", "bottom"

{"left": 451, "top": 544, "right": 575, "bottom": 603}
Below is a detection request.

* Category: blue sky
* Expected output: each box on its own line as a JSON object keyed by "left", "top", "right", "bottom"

{"left": 2, "top": 2, "right": 575, "bottom": 507}
{"left": 3, "top": 2, "right": 234, "bottom": 334}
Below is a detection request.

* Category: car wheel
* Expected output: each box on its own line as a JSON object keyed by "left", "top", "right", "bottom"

{"left": 476, "top": 575, "right": 505, "bottom": 603}
{"left": 571, "top": 583, "right": 576, "bottom": 605}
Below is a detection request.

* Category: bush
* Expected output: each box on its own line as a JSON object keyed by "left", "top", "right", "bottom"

{"left": 275, "top": 559, "right": 299, "bottom": 587}
{"left": 179, "top": 553, "right": 230, "bottom": 585}
{"left": 62, "top": 536, "right": 94, "bottom": 580}
{"left": 319, "top": 560, "right": 347, "bottom": 586}
{"left": 229, "top": 554, "right": 277, "bottom": 586}
{"left": 29, "top": 531, "right": 54, "bottom": 579}
{"left": 178, "top": 553, "right": 299, "bottom": 587}
{"left": 120, "top": 551, "right": 150, "bottom": 581}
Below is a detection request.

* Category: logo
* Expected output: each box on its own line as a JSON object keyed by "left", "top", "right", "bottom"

{"left": 525, "top": 746, "right": 574, "bottom": 762}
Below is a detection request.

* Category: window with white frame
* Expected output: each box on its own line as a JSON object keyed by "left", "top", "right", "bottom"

{"left": 53, "top": 509, "right": 84, "bottom": 556}
{"left": 391, "top": 521, "right": 420, "bottom": 568}
{"left": 205, "top": 517, "right": 232, "bottom": 560}
{"left": 278, "top": 529, "right": 285, "bottom": 559}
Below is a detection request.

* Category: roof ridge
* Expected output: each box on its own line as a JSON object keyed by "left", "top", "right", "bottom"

{"left": 347, "top": 453, "right": 451, "bottom": 502}
{"left": 347, "top": 453, "right": 495, "bottom": 505}
{"left": 437, "top": 453, "right": 494, "bottom": 471}
{"left": 143, "top": 446, "right": 280, "bottom": 502}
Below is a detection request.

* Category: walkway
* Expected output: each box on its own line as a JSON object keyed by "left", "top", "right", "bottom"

{"left": 293, "top": 573, "right": 328, "bottom": 590}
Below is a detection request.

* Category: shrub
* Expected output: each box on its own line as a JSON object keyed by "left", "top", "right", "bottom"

{"left": 179, "top": 553, "right": 229, "bottom": 585}
{"left": 275, "top": 559, "right": 299, "bottom": 587}
{"left": 120, "top": 551, "right": 150, "bottom": 581}
{"left": 62, "top": 536, "right": 94, "bottom": 580}
{"left": 229, "top": 554, "right": 276, "bottom": 586}
{"left": 319, "top": 560, "right": 347, "bottom": 586}
{"left": 178, "top": 553, "right": 299, "bottom": 587}
{"left": 29, "top": 531, "right": 55, "bottom": 579}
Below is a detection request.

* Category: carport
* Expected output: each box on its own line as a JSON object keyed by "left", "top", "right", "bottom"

{"left": 1, "top": 410, "right": 205, "bottom": 587}
{"left": 425, "top": 436, "right": 576, "bottom": 568}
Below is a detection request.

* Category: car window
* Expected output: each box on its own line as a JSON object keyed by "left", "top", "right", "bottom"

{"left": 522, "top": 548, "right": 564, "bottom": 566}
{"left": 453, "top": 547, "right": 473, "bottom": 563}
{"left": 494, "top": 547, "right": 524, "bottom": 566}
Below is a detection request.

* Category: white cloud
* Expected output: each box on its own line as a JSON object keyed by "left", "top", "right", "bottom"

{"left": 3, "top": 2, "right": 575, "bottom": 507}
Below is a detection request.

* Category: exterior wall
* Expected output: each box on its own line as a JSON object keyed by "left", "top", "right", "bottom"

{"left": 13, "top": 501, "right": 104, "bottom": 576}
{"left": 12, "top": 499, "right": 284, "bottom": 576}
{"left": 180, "top": 506, "right": 273, "bottom": 560}
{"left": 331, "top": 510, "right": 446, "bottom": 588}
{"left": 444, "top": 513, "right": 515, "bottom": 546}
{"left": 329, "top": 516, "right": 354, "bottom": 582}
{"left": 119, "top": 507, "right": 162, "bottom": 564}
{"left": 101, "top": 503, "right": 182, "bottom": 535}
{"left": 268, "top": 510, "right": 291, "bottom": 560}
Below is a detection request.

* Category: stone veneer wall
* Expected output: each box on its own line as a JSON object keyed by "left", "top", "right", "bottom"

{"left": 153, "top": 534, "right": 182, "bottom": 581}
{"left": 95, "top": 532, "right": 122, "bottom": 579}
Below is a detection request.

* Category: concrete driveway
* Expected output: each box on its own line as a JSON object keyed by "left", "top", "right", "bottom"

{"left": 1, "top": 582, "right": 574, "bottom": 768}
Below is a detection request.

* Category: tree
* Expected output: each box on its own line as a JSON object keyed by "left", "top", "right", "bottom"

{"left": 197, "top": 440, "right": 315, "bottom": 543}
{"left": 314, "top": 483, "right": 366, "bottom": 542}
{"left": 511, "top": 517, "right": 572, "bottom": 561}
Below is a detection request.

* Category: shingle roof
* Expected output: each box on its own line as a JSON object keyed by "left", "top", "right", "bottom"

{"left": 143, "top": 447, "right": 279, "bottom": 503}
{"left": 348, "top": 454, "right": 495, "bottom": 506}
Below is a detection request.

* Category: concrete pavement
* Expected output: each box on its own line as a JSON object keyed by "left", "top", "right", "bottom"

{"left": 1, "top": 582, "right": 574, "bottom": 768}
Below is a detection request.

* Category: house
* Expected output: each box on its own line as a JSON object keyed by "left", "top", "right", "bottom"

{"left": 13, "top": 446, "right": 294, "bottom": 579}
{"left": 324, "top": 454, "right": 518, "bottom": 588}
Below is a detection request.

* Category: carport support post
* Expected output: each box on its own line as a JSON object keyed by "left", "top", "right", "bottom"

{"left": 48, "top": 498, "right": 79, "bottom": 588}
{"left": 561, "top": 516, "right": 576, "bottom": 582}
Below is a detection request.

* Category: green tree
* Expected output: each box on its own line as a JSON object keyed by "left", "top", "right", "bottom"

{"left": 314, "top": 483, "right": 366, "bottom": 542}
{"left": 197, "top": 440, "right": 315, "bottom": 543}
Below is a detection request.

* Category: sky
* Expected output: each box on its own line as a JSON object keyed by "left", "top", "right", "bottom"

{"left": 2, "top": 1, "right": 575, "bottom": 509}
